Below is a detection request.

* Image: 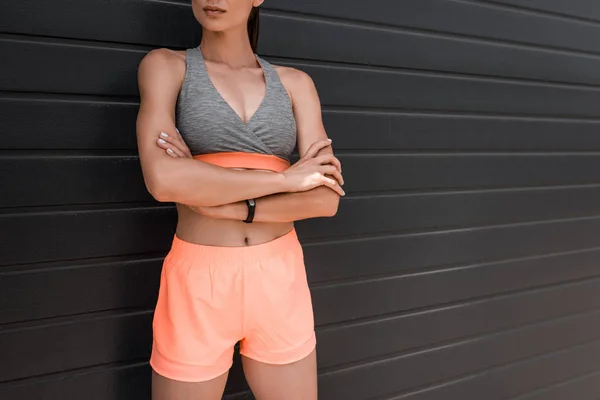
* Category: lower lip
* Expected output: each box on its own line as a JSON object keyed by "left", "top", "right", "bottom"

{"left": 204, "top": 9, "right": 225, "bottom": 17}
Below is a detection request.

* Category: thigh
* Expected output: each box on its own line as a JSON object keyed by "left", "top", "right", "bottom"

{"left": 152, "top": 369, "right": 229, "bottom": 400}
{"left": 242, "top": 349, "right": 317, "bottom": 400}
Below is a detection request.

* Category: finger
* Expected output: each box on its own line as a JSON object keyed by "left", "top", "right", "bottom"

{"left": 329, "top": 170, "right": 345, "bottom": 186}
{"left": 321, "top": 176, "right": 345, "bottom": 196}
{"left": 157, "top": 138, "right": 185, "bottom": 158}
{"left": 158, "top": 132, "right": 191, "bottom": 157}
{"left": 167, "top": 145, "right": 186, "bottom": 158}
{"left": 302, "top": 139, "right": 332, "bottom": 160}
{"left": 328, "top": 155, "right": 343, "bottom": 172}
{"left": 170, "top": 148, "right": 186, "bottom": 157}
{"left": 165, "top": 148, "right": 181, "bottom": 158}
{"left": 156, "top": 137, "right": 171, "bottom": 151}
{"left": 158, "top": 132, "right": 181, "bottom": 149}
{"left": 319, "top": 165, "right": 344, "bottom": 186}
{"left": 165, "top": 148, "right": 177, "bottom": 157}
{"left": 318, "top": 164, "right": 338, "bottom": 177}
{"left": 313, "top": 154, "right": 342, "bottom": 172}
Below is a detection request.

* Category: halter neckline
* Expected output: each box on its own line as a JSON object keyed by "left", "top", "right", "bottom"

{"left": 196, "top": 46, "right": 270, "bottom": 126}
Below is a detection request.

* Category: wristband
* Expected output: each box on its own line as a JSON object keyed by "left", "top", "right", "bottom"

{"left": 243, "top": 199, "right": 256, "bottom": 223}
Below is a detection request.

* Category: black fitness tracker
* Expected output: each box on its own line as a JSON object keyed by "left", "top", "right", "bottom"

{"left": 243, "top": 198, "right": 256, "bottom": 223}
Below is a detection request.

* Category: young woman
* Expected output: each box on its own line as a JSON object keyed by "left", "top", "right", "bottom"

{"left": 136, "top": 1, "right": 344, "bottom": 398}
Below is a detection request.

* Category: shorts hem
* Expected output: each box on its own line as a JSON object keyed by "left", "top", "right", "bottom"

{"left": 150, "top": 346, "right": 232, "bottom": 383}
{"left": 239, "top": 333, "right": 317, "bottom": 365}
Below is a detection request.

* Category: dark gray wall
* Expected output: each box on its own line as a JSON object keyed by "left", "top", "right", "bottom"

{"left": 2, "top": 1, "right": 600, "bottom": 399}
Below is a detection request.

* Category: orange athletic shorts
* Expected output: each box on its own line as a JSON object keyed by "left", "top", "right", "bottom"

{"left": 150, "top": 228, "right": 316, "bottom": 382}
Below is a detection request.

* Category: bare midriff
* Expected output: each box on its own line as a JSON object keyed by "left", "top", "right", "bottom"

{"left": 174, "top": 152, "right": 294, "bottom": 247}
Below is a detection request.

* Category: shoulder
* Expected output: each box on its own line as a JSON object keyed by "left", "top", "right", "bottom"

{"left": 139, "top": 48, "right": 185, "bottom": 72}
{"left": 274, "top": 65, "right": 316, "bottom": 92}
{"left": 137, "top": 48, "right": 186, "bottom": 88}
{"left": 272, "top": 65, "right": 319, "bottom": 106}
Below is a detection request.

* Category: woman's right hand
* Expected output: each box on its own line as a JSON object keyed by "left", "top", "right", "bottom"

{"left": 282, "top": 139, "right": 345, "bottom": 196}
{"left": 156, "top": 128, "right": 192, "bottom": 158}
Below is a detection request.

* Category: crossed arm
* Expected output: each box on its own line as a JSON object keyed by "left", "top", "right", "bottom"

{"left": 185, "top": 141, "right": 343, "bottom": 223}
{"left": 137, "top": 48, "right": 343, "bottom": 223}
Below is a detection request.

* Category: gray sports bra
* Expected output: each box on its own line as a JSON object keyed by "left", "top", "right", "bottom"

{"left": 175, "top": 46, "right": 297, "bottom": 169}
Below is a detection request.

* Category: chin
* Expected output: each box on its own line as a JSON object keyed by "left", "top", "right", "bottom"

{"left": 196, "top": 18, "right": 229, "bottom": 32}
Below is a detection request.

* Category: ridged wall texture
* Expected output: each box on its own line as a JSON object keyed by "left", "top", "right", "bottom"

{"left": 2, "top": 1, "right": 600, "bottom": 399}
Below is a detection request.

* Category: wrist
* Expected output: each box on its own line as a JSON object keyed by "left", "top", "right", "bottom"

{"left": 275, "top": 172, "right": 292, "bottom": 193}
{"left": 227, "top": 201, "right": 248, "bottom": 221}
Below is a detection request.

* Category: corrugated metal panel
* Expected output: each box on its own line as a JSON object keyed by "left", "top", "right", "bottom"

{"left": 2, "top": 0, "right": 600, "bottom": 398}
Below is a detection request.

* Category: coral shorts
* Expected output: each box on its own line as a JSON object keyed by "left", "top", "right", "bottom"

{"left": 150, "top": 228, "right": 316, "bottom": 382}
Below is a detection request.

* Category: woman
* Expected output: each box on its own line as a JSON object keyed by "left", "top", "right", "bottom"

{"left": 136, "top": 1, "right": 344, "bottom": 398}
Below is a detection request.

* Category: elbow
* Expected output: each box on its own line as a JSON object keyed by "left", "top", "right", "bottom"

{"left": 149, "top": 185, "right": 170, "bottom": 203}
{"left": 146, "top": 178, "right": 170, "bottom": 203}
{"left": 324, "top": 196, "right": 340, "bottom": 217}
{"left": 320, "top": 190, "right": 340, "bottom": 218}
{"left": 144, "top": 166, "right": 214, "bottom": 205}
{"left": 144, "top": 168, "right": 175, "bottom": 203}
{"left": 311, "top": 186, "right": 340, "bottom": 218}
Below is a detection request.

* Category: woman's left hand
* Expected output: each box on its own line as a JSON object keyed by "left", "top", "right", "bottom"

{"left": 156, "top": 128, "right": 192, "bottom": 158}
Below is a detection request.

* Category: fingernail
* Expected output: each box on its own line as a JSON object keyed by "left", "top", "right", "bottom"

{"left": 327, "top": 138, "right": 332, "bottom": 142}
{"left": 160, "top": 132, "right": 168, "bottom": 138}
{"left": 342, "top": 190, "right": 346, "bottom": 196}
{"left": 167, "top": 148, "right": 174, "bottom": 154}
{"left": 158, "top": 138, "right": 166, "bottom": 144}
{"left": 175, "top": 128, "right": 180, "bottom": 133}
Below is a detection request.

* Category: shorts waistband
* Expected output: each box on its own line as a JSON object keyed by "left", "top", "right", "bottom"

{"left": 169, "top": 228, "right": 300, "bottom": 263}
{"left": 193, "top": 152, "right": 290, "bottom": 173}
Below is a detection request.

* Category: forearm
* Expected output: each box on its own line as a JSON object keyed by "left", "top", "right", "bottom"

{"left": 203, "top": 186, "right": 340, "bottom": 223}
{"left": 256, "top": 186, "right": 340, "bottom": 222}
{"left": 146, "top": 157, "right": 289, "bottom": 207}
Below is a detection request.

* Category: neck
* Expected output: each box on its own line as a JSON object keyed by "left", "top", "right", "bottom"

{"left": 200, "top": 26, "right": 256, "bottom": 68}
